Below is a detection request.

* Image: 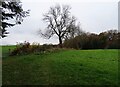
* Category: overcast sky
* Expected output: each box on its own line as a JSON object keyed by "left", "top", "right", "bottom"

{"left": 1, "top": 0, "right": 119, "bottom": 45}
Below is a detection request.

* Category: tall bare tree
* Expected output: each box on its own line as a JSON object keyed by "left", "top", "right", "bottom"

{"left": 40, "top": 4, "right": 81, "bottom": 47}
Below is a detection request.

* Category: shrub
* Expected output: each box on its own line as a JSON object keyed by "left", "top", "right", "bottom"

{"left": 10, "top": 41, "right": 31, "bottom": 56}
{"left": 10, "top": 42, "right": 58, "bottom": 56}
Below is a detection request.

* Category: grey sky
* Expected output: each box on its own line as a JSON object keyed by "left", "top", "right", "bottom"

{"left": 1, "top": 0, "right": 119, "bottom": 45}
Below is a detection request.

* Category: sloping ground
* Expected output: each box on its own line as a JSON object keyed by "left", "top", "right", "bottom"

{"left": 2, "top": 48, "right": 118, "bottom": 85}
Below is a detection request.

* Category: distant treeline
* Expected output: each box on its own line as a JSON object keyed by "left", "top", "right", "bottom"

{"left": 9, "top": 29, "right": 120, "bottom": 56}
{"left": 63, "top": 29, "right": 120, "bottom": 49}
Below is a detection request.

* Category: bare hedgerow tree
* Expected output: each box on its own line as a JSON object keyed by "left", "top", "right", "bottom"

{"left": 39, "top": 4, "right": 82, "bottom": 47}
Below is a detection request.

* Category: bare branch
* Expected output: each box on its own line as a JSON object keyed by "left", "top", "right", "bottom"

{"left": 39, "top": 4, "right": 82, "bottom": 47}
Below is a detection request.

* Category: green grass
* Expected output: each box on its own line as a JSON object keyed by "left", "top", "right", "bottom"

{"left": 2, "top": 45, "right": 16, "bottom": 58}
{"left": 2, "top": 46, "right": 119, "bottom": 85}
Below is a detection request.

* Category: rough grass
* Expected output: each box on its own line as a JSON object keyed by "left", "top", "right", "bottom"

{"left": 2, "top": 45, "right": 16, "bottom": 58}
{"left": 2, "top": 46, "right": 119, "bottom": 85}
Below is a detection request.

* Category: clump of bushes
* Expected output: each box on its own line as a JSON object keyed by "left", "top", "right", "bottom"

{"left": 10, "top": 41, "right": 32, "bottom": 56}
{"left": 10, "top": 41, "right": 59, "bottom": 56}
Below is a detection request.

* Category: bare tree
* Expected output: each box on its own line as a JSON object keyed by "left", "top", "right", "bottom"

{"left": 39, "top": 4, "right": 81, "bottom": 47}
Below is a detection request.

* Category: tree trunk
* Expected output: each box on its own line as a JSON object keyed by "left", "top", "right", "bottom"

{"left": 59, "top": 36, "right": 62, "bottom": 48}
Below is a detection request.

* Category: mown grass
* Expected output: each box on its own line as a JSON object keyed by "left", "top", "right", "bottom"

{"left": 2, "top": 46, "right": 119, "bottom": 85}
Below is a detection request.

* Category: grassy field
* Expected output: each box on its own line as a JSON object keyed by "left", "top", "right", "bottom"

{"left": 2, "top": 46, "right": 119, "bottom": 85}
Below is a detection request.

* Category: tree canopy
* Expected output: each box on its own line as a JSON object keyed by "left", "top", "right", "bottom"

{"left": 63, "top": 29, "right": 120, "bottom": 49}
{"left": 0, "top": 0, "right": 30, "bottom": 38}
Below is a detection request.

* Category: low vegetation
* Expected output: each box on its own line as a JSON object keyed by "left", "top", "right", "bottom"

{"left": 6, "top": 41, "right": 58, "bottom": 56}
{"left": 2, "top": 46, "right": 119, "bottom": 85}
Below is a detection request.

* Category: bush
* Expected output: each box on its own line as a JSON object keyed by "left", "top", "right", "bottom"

{"left": 10, "top": 41, "right": 31, "bottom": 56}
{"left": 10, "top": 42, "right": 58, "bottom": 56}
